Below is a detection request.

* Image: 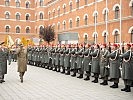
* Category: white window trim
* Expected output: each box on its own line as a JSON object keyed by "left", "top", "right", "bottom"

{"left": 129, "top": 0, "right": 133, "bottom": 7}
{"left": 83, "top": 14, "right": 88, "bottom": 19}
{"left": 4, "top": 11, "right": 11, "bottom": 15}
{"left": 128, "top": 26, "right": 133, "bottom": 33}
{"left": 102, "top": 30, "right": 108, "bottom": 36}
{"left": 93, "top": 11, "right": 98, "bottom": 16}
{"left": 69, "top": 18, "right": 73, "bottom": 22}
{"left": 75, "top": 16, "right": 80, "bottom": 21}
{"left": 25, "top": 26, "right": 31, "bottom": 29}
{"left": 15, "top": 25, "right": 21, "bottom": 29}
{"left": 102, "top": 8, "right": 109, "bottom": 14}
{"left": 112, "top": 29, "right": 120, "bottom": 35}
{"left": 5, "top": 25, "right": 11, "bottom": 28}
{"left": 15, "top": 12, "right": 21, "bottom": 16}
{"left": 113, "top": 4, "right": 121, "bottom": 11}
{"left": 69, "top": 0, "right": 72, "bottom": 5}
{"left": 25, "top": 13, "right": 31, "bottom": 16}
{"left": 92, "top": 32, "right": 98, "bottom": 37}
{"left": 83, "top": 33, "right": 88, "bottom": 38}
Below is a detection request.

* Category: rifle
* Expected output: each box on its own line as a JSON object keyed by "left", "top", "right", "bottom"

{"left": 108, "top": 42, "right": 111, "bottom": 53}
{"left": 122, "top": 41, "right": 124, "bottom": 53}
{"left": 76, "top": 43, "right": 79, "bottom": 51}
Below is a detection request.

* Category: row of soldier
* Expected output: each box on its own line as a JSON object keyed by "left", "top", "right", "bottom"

{"left": 27, "top": 43, "right": 133, "bottom": 92}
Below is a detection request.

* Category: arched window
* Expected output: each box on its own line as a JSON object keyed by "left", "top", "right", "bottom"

{"left": 5, "top": 26, "right": 10, "bottom": 33}
{"left": 58, "top": 7, "right": 60, "bottom": 16}
{"left": 16, "top": 0, "right": 20, "bottom": 7}
{"left": 114, "top": 31, "right": 119, "bottom": 43}
{"left": 76, "top": 17, "right": 80, "bottom": 27}
{"left": 16, "top": 27, "right": 20, "bottom": 33}
{"left": 85, "top": 0, "right": 88, "bottom": 5}
{"left": 26, "top": 1, "right": 30, "bottom": 8}
{"left": 5, "top": 12, "right": 10, "bottom": 19}
{"left": 16, "top": 13, "right": 20, "bottom": 20}
{"left": 103, "top": 32, "right": 107, "bottom": 43}
{"left": 115, "top": 6, "right": 119, "bottom": 19}
{"left": 40, "top": 13, "right": 43, "bottom": 19}
{"left": 69, "top": 20, "right": 72, "bottom": 28}
{"left": 40, "top": 0, "right": 43, "bottom": 6}
{"left": 26, "top": 27, "right": 30, "bottom": 33}
{"left": 63, "top": 5, "right": 66, "bottom": 14}
{"left": 84, "top": 34, "right": 88, "bottom": 44}
{"left": 131, "top": 30, "right": 133, "bottom": 43}
{"left": 26, "top": 14, "right": 30, "bottom": 20}
{"left": 76, "top": 0, "right": 79, "bottom": 9}
{"left": 39, "top": 26, "right": 44, "bottom": 33}
{"left": 70, "top": 2, "right": 72, "bottom": 12}
{"left": 104, "top": 10, "right": 108, "bottom": 21}
{"left": 94, "top": 12, "right": 98, "bottom": 23}
{"left": 63, "top": 21, "right": 66, "bottom": 30}
{"left": 5, "top": 0, "right": 10, "bottom": 6}
{"left": 84, "top": 15, "right": 88, "bottom": 25}
{"left": 94, "top": 33, "right": 98, "bottom": 44}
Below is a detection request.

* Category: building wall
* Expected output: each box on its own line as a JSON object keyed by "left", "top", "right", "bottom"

{"left": 0, "top": 0, "right": 133, "bottom": 44}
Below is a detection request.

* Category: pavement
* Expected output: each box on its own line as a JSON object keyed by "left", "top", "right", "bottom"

{"left": 0, "top": 62, "right": 133, "bottom": 100}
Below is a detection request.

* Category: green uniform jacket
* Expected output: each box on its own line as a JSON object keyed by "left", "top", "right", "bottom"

{"left": 70, "top": 48, "right": 77, "bottom": 69}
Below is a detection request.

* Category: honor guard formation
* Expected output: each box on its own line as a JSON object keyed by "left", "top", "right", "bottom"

{"left": 25, "top": 43, "right": 133, "bottom": 93}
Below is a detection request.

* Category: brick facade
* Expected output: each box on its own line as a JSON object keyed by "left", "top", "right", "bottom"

{"left": 0, "top": 0, "right": 133, "bottom": 44}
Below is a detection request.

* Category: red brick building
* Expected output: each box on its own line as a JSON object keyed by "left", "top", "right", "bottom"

{"left": 0, "top": 0, "right": 133, "bottom": 44}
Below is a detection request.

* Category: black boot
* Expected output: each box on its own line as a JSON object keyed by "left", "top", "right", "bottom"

{"left": 125, "top": 85, "right": 131, "bottom": 92}
{"left": 92, "top": 77, "right": 98, "bottom": 83}
{"left": 71, "top": 72, "right": 76, "bottom": 77}
{"left": 61, "top": 69, "right": 65, "bottom": 74}
{"left": 77, "top": 74, "right": 83, "bottom": 79}
{"left": 84, "top": 76, "right": 90, "bottom": 81}
{"left": 65, "top": 71, "right": 70, "bottom": 75}
{"left": 110, "top": 83, "right": 118, "bottom": 88}
{"left": 121, "top": 85, "right": 128, "bottom": 91}
{"left": 100, "top": 80, "right": 108, "bottom": 85}
{"left": 57, "top": 68, "right": 60, "bottom": 72}
{"left": 131, "top": 82, "right": 133, "bottom": 87}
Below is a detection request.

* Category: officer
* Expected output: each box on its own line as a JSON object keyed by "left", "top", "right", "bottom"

{"left": 82, "top": 44, "right": 92, "bottom": 80}
{"left": 121, "top": 44, "right": 133, "bottom": 92}
{"left": 107, "top": 44, "right": 121, "bottom": 88}
{"left": 90, "top": 44, "right": 100, "bottom": 83}
{"left": 99, "top": 44, "right": 109, "bottom": 85}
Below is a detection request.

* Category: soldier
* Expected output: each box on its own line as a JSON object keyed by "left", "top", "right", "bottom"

{"left": 82, "top": 44, "right": 92, "bottom": 80}
{"left": 107, "top": 44, "right": 121, "bottom": 88}
{"left": 70, "top": 44, "right": 78, "bottom": 77}
{"left": 55, "top": 44, "right": 61, "bottom": 72}
{"left": 121, "top": 44, "right": 133, "bottom": 92}
{"left": 59, "top": 44, "right": 65, "bottom": 73}
{"left": 99, "top": 44, "right": 109, "bottom": 85}
{"left": 44, "top": 45, "right": 50, "bottom": 69}
{"left": 0, "top": 45, "right": 10, "bottom": 83}
{"left": 90, "top": 44, "right": 100, "bottom": 83}
{"left": 48, "top": 45, "right": 54, "bottom": 70}
{"left": 17, "top": 44, "right": 27, "bottom": 83}
{"left": 64, "top": 44, "right": 71, "bottom": 75}
{"left": 76, "top": 44, "right": 84, "bottom": 79}
{"left": 51, "top": 45, "right": 56, "bottom": 71}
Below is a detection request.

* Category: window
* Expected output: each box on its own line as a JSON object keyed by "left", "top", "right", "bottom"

{"left": 85, "top": 0, "right": 88, "bottom": 5}
{"left": 26, "top": 2, "right": 30, "bottom": 8}
{"left": 58, "top": 7, "right": 60, "bottom": 16}
{"left": 84, "top": 15, "right": 88, "bottom": 25}
{"left": 131, "top": 2, "right": 133, "bottom": 16}
{"left": 63, "top": 21, "right": 66, "bottom": 30}
{"left": 63, "top": 6, "right": 66, "bottom": 14}
{"left": 84, "top": 34, "right": 88, "bottom": 44}
{"left": 131, "top": 30, "right": 133, "bottom": 43}
{"left": 48, "top": 12, "right": 50, "bottom": 19}
{"left": 40, "top": 13, "right": 43, "bottom": 19}
{"left": 115, "top": 6, "right": 119, "bottom": 19}
{"left": 40, "top": 0, "right": 43, "bottom": 6}
{"left": 16, "top": 27, "right": 20, "bottom": 33}
{"left": 58, "top": 23, "right": 60, "bottom": 31}
{"left": 5, "top": 0, "right": 10, "bottom": 6}
{"left": 94, "top": 13, "right": 98, "bottom": 23}
{"left": 114, "top": 31, "right": 119, "bottom": 43}
{"left": 39, "top": 26, "right": 44, "bottom": 33}
{"left": 69, "top": 20, "right": 72, "bottom": 28}
{"left": 76, "top": 0, "right": 79, "bottom": 9}
{"left": 53, "top": 10, "right": 55, "bottom": 17}
{"left": 76, "top": 17, "right": 80, "bottom": 27}
{"left": 94, "top": 33, "right": 98, "bottom": 44}
{"left": 70, "top": 2, "right": 72, "bottom": 12}
{"left": 16, "top": 13, "right": 20, "bottom": 20}
{"left": 16, "top": 0, "right": 20, "bottom": 7}
{"left": 26, "top": 27, "right": 30, "bottom": 33}
{"left": 5, "top": 26, "right": 10, "bottom": 33}
{"left": 26, "top": 14, "right": 30, "bottom": 20}
{"left": 103, "top": 32, "right": 107, "bottom": 43}
{"left": 5, "top": 12, "right": 10, "bottom": 19}
{"left": 104, "top": 10, "right": 108, "bottom": 21}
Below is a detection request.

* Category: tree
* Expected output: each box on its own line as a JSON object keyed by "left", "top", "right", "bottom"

{"left": 39, "top": 25, "right": 55, "bottom": 44}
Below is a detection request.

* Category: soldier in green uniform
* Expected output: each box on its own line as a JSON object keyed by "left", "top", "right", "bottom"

{"left": 107, "top": 44, "right": 121, "bottom": 88}
{"left": 99, "top": 44, "right": 110, "bottom": 85}
{"left": 64, "top": 44, "right": 71, "bottom": 75}
{"left": 90, "top": 44, "right": 100, "bottom": 83}
{"left": 55, "top": 45, "right": 61, "bottom": 72}
{"left": 48, "top": 45, "right": 54, "bottom": 70}
{"left": 82, "top": 44, "right": 92, "bottom": 80}
{"left": 121, "top": 44, "right": 133, "bottom": 92}
{"left": 70, "top": 44, "right": 78, "bottom": 77}
{"left": 76, "top": 44, "right": 84, "bottom": 78}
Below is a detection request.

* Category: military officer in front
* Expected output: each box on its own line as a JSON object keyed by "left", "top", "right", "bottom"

{"left": 17, "top": 44, "right": 27, "bottom": 83}
{"left": 121, "top": 44, "right": 133, "bottom": 92}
